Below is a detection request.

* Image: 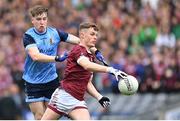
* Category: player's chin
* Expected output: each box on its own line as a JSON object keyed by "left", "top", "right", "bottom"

{"left": 89, "top": 44, "right": 95, "bottom": 48}
{"left": 90, "top": 43, "right": 96, "bottom": 47}
{"left": 38, "top": 28, "right": 45, "bottom": 33}
{"left": 39, "top": 26, "right": 45, "bottom": 31}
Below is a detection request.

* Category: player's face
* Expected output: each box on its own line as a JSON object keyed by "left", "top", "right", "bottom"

{"left": 31, "top": 13, "right": 48, "bottom": 33}
{"left": 84, "top": 28, "right": 98, "bottom": 47}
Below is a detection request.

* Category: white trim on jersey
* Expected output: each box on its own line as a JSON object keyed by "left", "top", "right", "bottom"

{"left": 66, "top": 34, "right": 80, "bottom": 44}
{"left": 77, "top": 55, "right": 89, "bottom": 64}
{"left": 25, "top": 44, "right": 37, "bottom": 51}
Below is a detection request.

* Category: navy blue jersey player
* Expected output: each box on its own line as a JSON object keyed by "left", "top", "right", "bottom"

{"left": 22, "top": 5, "right": 106, "bottom": 120}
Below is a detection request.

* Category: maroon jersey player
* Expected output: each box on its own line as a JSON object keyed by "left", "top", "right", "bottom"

{"left": 41, "top": 22, "right": 128, "bottom": 120}
{"left": 61, "top": 45, "right": 95, "bottom": 101}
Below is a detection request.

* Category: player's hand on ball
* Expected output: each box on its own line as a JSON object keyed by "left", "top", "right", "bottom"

{"left": 107, "top": 67, "right": 128, "bottom": 81}
{"left": 116, "top": 70, "right": 128, "bottom": 79}
{"left": 99, "top": 97, "right": 110, "bottom": 108}
{"left": 55, "top": 51, "right": 68, "bottom": 62}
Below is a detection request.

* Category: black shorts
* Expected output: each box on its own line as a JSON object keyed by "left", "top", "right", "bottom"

{"left": 24, "top": 78, "right": 59, "bottom": 103}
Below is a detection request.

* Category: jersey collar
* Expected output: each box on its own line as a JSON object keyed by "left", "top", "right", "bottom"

{"left": 33, "top": 27, "right": 47, "bottom": 35}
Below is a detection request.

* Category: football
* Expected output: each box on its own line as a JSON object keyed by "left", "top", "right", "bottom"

{"left": 118, "top": 75, "right": 139, "bottom": 95}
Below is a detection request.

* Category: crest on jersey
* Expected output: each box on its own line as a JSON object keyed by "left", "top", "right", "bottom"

{"left": 50, "top": 38, "right": 54, "bottom": 44}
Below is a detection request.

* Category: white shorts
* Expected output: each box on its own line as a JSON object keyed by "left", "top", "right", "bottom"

{"left": 48, "top": 88, "right": 87, "bottom": 115}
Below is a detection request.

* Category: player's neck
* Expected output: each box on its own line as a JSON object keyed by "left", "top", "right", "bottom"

{"left": 79, "top": 43, "right": 91, "bottom": 53}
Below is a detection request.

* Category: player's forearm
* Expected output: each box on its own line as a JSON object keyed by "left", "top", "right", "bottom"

{"left": 85, "top": 62, "right": 108, "bottom": 72}
{"left": 30, "top": 52, "right": 56, "bottom": 62}
{"left": 65, "top": 34, "right": 80, "bottom": 44}
{"left": 79, "top": 57, "right": 108, "bottom": 73}
{"left": 87, "top": 80, "right": 102, "bottom": 100}
{"left": 27, "top": 46, "right": 56, "bottom": 62}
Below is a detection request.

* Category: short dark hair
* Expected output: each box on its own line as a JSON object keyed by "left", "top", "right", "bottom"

{"left": 79, "top": 22, "right": 99, "bottom": 31}
{"left": 29, "top": 5, "right": 48, "bottom": 17}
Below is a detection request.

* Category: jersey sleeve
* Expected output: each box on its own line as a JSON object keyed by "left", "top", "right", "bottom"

{"left": 56, "top": 29, "right": 68, "bottom": 42}
{"left": 23, "top": 33, "right": 36, "bottom": 49}
{"left": 72, "top": 46, "right": 87, "bottom": 63}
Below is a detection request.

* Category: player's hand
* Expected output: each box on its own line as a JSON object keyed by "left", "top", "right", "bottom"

{"left": 107, "top": 67, "right": 128, "bottom": 81}
{"left": 55, "top": 51, "right": 68, "bottom": 62}
{"left": 95, "top": 50, "right": 105, "bottom": 62}
{"left": 99, "top": 96, "right": 110, "bottom": 108}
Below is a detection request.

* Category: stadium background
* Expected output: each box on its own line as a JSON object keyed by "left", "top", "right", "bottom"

{"left": 0, "top": 0, "right": 180, "bottom": 120}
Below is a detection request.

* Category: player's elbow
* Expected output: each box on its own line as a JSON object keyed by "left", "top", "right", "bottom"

{"left": 30, "top": 53, "right": 40, "bottom": 61}
{"left": 32, "top": 57, "right": 39, "bottom": 61}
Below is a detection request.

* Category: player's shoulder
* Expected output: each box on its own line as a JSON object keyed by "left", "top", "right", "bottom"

{"left": 24, "top": 27, "right": 34, "bottom": 35}
{"left": 72, "top": 45, "right": 84, "bottom": 50}
{"left": 71, "top": 45, "right": 86, "bottom": 54}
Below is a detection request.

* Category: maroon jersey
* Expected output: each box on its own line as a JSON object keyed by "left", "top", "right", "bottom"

{"left": 61, "top": 45, "right": 95, "bottom": 101}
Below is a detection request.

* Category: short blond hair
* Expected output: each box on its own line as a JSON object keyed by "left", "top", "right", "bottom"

{"left": 79, "top": 22, "right": 99, "bottom": 31}
{"left": 29, "top": 5, "right": 48, "bottom": 17}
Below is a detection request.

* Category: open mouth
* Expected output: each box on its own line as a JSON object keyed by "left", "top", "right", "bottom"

{"left": 38, "top": 27, "right": 45, "bottom": 32}
{"left": 40, "top": 26, "right": 44, "bottom": 28}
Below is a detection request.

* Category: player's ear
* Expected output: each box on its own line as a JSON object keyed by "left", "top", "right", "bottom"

{"left": 79, "top": 31, "right": 84, "bottom": 39}
{"left": 31, "top": 17, "right": 35, "bottom": 24}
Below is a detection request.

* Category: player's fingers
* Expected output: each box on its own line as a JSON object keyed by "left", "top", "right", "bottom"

{"left": 116, "top": 74, "right": 122, "bottom": 81}
{"left": 115, "top": 75, "right": 119, "bottom": 81}
{"left": 105, "top": 103, "right": 109, "bottom": 107}
{"left": 103, "top": 101, "right": 110, "bottom": 108}
{"left": 106, "top": 101, "right": 110, "bottom": 106}
{"left": 104, "top": 103, "right": 109, "bottom": 108}
{"left": 103, "top": 103, "right": 106, "bottom": 107}
{"left": 121, "top": 71, "right": 128, "bottom": 77}
{"left": 107, "top": 101, "right": 111, "bottom": 105}
{"left": 119, "top": 72, "right": 128, "bottom": 79}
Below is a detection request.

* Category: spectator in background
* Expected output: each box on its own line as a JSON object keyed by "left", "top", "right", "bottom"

{"left": 0, "top": 51, "right": 13, "bottom": 97}
{"left": 171, "top": 0, "right": 180, "bottom": 40}
{"left": 0, "top": 96, "right": 22, "bottom": 120}
{"left": 109, "top": 50, "right": 125, "bottom": 94}
{"left": 155, "top": 24, "right": 176, "bottom": 48}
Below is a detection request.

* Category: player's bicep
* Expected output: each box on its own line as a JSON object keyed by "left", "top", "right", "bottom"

{"left": 66, "top": 34, "right": 80, "bottom": 44}
{"left": 23, "top": 34, "right": 37, "bottom": 50}
{"left": 23, "top": 34, "right": 35, "bottom": 47}
{"left": 56, "top": 29, "right": 68, "bottom": 42}
{"left": 77, "top": 56, "right": 91, "bottom": 68}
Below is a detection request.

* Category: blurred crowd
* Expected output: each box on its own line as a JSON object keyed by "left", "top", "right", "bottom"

{"left": 0, "top": 0, "right": 180, "bottom": 119}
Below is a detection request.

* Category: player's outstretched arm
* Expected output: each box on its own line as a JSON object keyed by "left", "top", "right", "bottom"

{"left": 78, "top": 56, "right": 128, "bottom": 80}
{"left": 78, "top": 56, "right": 126, "bottom": 73}
{"left": 65, "top": 34, "right": 80, "bottom": 44}
{"left": 78, "top": 56, "right": 109, "bottom": 73}
{"left": 27, "top": 47, "right": 68, "bottom": 62}
{"left": 87, "top": 76, "right": 110, "bottom": 108}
